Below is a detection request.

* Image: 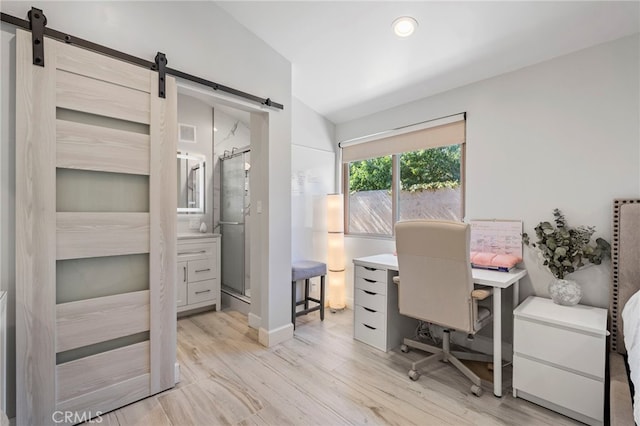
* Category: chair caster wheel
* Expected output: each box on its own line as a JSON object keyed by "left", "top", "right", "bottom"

{"left": 408, "top": 370, "right": 420, "bottom": 381}
{"left": 400, "top": 344, "right": 409, "bottom": 353}
{"left": 471, "top": 385, "right": 483, "bottom": 397}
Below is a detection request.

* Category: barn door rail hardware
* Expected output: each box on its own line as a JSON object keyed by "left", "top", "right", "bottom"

{"left": 1, "top": 8, "right": 284, "bottom": 109}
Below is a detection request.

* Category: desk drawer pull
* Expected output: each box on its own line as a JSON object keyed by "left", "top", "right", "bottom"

{"left": 363, "top": 324, "right": 377, "bottom": 330}
{"left": 195, "top": 268, "right": 211, "bottom": 273}
{"left": 363, "top": 290, "right": 377, "bottom": 295}
{"left": 195, "top": 289, "right": 211, "bottom": 295}
{"left": 363, "top": 307, "right": 377, "bottom": 313}
{"left": 364, "top": 278, "right": 376, "bottom": 283}
{"left": 178, "top": 250, "right": 207, "bottom": 255}
{"left": 364, "top": 267, "right": 377, "bottom": 271}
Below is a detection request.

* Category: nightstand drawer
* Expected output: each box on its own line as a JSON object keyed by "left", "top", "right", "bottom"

{"left": 514, "top": 318, "right": 605, "bottom": 378}
{"left": 354, "top": 305, "right": 386, "bottom": 330}
{"left": 355, "top": 276, "right": 387, "bottom": 295}
{"left": 188, "top": 258, "right": 216, "bottom": 282}
{"left": 514, "top": 354, "right": 603, "bottom": 422}
{"left": 355, "top": 265, "right": 387, "bottom": 283}
{"left": 354, "top": 320, "right": 386, "bottom": 350}
{"left": 187, "top": 279, "right": 216, "bottom": 305}
{"left": 354, "top": 288, "right": 386, "bottom": 313}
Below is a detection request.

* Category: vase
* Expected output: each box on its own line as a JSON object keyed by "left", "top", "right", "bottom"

{"left": 548, "top": 278, "right": 582, "bottom": 306}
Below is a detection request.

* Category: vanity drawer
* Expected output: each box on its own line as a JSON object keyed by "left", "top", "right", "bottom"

{"left": 355, "top": 265, "right": 387, "bottom": 283}
{"left": 188, "top": 258, "right": 216, "bottom": 282}
{"left": 354, "top": 288, "right": 386, "bottom": 313}
{"left": 187, "top": 279, "right": 216, "bottom": 305}
{"left": 514, "top": 318, "right": 605, "bottom": 378}
{"left": 355, "top": 276, "right": 387, "bottom": 295}
{"left": 177, "top": 240, "right": 217, "bottom": 261}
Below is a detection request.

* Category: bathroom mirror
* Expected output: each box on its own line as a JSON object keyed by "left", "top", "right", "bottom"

{"left": 177, "top": 152, "right": 205, "bottom": 213}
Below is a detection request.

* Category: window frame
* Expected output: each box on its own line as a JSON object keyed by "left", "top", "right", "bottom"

{"left": 343, "top": 145, "right": 465, "bottom": 238}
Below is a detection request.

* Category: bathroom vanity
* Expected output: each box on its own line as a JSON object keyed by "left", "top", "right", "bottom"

{"left": 177, "top": 234, "right": 221, "bottom": 314}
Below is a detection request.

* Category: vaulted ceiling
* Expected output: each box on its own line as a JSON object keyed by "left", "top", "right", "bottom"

{"left": 217, "top": 1, "right": 639, "bottom": 124}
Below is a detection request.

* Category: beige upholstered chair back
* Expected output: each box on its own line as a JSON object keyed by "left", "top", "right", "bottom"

{"left": 395, "top": 220, "right": 474, "bottom": 333}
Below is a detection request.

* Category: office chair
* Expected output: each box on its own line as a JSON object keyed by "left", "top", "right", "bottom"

{"left": 394, "top": 219, "right": 493, "bottom": 397}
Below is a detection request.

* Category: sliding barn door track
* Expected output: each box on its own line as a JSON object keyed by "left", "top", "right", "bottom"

{"left": 1, "top": 6, "right": 284, "bottom": 108}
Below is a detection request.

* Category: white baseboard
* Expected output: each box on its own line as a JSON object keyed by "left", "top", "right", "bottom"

{"left": 345, "top": 297, "right": 354, "bottom": 310}
{"left": 174, "top": 362, "right": 180, "bottom": 384}
{"left": 248, "top": 312, "right": 261, "bottom": 329}
{"left": 258, "top": 323, "right": 293, "bottom": 347}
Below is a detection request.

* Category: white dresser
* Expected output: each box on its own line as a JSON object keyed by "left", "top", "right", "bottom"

{"left": 177, "top": 234, "right": 221, "bottom": 314}
{"left": 513, "top": 296, "right": 607, "bottom": 426}
{"left": 352, "top": 258, "right": 416, "bottom": 352}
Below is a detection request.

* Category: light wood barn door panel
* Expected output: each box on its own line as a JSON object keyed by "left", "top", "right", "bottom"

{"left": 16, "top": 29, "right": 176, "bottom": 425}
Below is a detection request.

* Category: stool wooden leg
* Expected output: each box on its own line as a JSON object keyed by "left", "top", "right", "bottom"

{"left": 291, "top": 280, "right": 296, "bottom": 329}
{"left": 304, "top": 279, "right": 310, "bottom": 310}
{"left": 320, "top": 275, "right": 325, "bottom": 321}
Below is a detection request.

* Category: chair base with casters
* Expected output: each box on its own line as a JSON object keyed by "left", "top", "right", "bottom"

{"left": 291, "top": 260, "right": 326, "bottom": 329}
{"left": 400, "top": 329, "right": 492, "bottom": 397}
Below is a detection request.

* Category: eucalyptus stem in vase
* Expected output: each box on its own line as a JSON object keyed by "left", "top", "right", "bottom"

{"left": 522, "top": 209, "right": 611, "bottom": 305}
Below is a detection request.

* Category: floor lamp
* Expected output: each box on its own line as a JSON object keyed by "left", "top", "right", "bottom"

{"left": 327, "top": 194, "right": 346, "bottom": 311}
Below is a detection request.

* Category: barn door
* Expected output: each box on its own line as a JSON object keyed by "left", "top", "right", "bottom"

{"left": 15, "top": 29, "right": 176, "bottom": 425}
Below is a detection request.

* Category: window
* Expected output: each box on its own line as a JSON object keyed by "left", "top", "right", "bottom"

{"left": 342, "top": 116, "right": 465, "bottom": 237}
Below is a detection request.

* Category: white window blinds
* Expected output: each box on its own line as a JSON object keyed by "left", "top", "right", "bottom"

{"left": 341, "top": 114, "right": 466, "bottom": 163}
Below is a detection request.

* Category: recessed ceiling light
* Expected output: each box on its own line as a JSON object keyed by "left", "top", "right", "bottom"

{"left": 392, "top": 16, "right": 418, "bottom": 38}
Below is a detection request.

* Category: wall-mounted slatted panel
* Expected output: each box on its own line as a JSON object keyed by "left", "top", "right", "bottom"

{"left": 56, "top": 119, "right": 150, "bottom": 175}
{"left": 15, "top": 29, "right": 58, "bottom": 425}
{"left": 56, "top": 290, "right": 150, "bottom": 353}
{"left": 57, "top": 70, "right": 150, "bottom": 124}
{"left": 56, "top": 374, "right": 150, "bottom": 419}
{"left": 149, "top": 71, "right": 178, "bottom": 393}
{"left": 56, "top": 42, "right": 151, "bottom": 93}
{"left": 56, "top": 212, "right": 149, "bottom": 260}
{"left": 56, "top": 341, "right": 150, "bottom": 403}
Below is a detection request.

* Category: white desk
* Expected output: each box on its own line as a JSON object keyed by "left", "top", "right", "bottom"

{"left": 353, "top": 253, "right": 527, "bottom": 397}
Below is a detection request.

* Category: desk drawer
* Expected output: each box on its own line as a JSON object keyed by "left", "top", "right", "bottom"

{"left": 355, "top": 265, "right": 387, "bottom": 283}
{"left": 187, "top": 279, "right": 217, "bottom": 305}
{"left": 354, "top": 320, "right": 386, "bottom": 351}
{"left": 513, "top": 354, "right": 603, "bottom": 422}
{"left": 354, "top": 288, "right": 386, "bottom": 313}
{"left": 355, "top": 276, "right": 387, "bottom": 295}
{"left": 354, "top": 305, "right": 386, "bottom": 330}
{"left": 514, "top": 318, "right": 605, "bottom": 378}
{"left": 188, "top": 258, "right": 216, "bottom": 283}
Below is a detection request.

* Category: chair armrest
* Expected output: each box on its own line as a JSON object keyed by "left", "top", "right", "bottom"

{"left": 471, "top": 289, "right": 491, "bottom": 300}
{"left": 392, "top": 276, "right": 400, "bottom": 285}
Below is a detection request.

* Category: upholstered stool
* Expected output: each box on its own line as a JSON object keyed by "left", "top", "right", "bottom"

{"left": 291, "top": 260, "right": 326, "bottom": 329}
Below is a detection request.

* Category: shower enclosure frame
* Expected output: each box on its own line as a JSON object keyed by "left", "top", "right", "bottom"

{"left": 219, "top": 146, "right": 251, "bottom": 299}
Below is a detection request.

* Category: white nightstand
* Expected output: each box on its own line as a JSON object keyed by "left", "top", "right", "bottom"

{"left": 513, "top": 296, "right": 608, "bottom": 426}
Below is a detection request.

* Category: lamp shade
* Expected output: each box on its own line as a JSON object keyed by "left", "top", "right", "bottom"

{"left": 327, "top": 194, "right": 344, "bottom": 233}
{"left": 327, "top": 193, "right": 346, "bottom": 310}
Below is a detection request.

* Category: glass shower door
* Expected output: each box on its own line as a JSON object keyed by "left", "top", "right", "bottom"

{"left": 220, "top": 154, "right": 246, "bottom": 297}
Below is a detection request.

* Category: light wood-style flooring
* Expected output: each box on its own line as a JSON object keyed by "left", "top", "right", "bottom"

{"left": 101, "top": 308, "right": 580, "bottom": 425}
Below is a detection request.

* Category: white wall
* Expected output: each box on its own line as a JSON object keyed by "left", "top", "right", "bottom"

{"left": 291, "top": 98, "right": 336, "bottom": 300}
{"left": 177, "top": 94, "right": 214, "bottom": 234}
{"left": 338, "top": 34, "right": 640, "bottom": 311}
{"left": 1, "top": 1, "right": 292, "bottom": 416}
